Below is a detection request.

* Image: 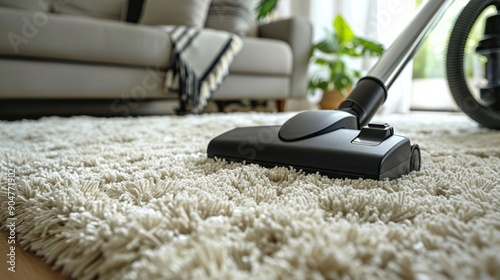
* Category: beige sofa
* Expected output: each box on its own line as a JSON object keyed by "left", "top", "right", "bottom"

{"left": 0, "top": 1, "right": 312, "bottom": 117}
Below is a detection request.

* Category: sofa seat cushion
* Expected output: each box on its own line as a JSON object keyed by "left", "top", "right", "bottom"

{"left": 229, "top": 37, "right": 292, "bottom": 76}
{"left": 0, "top": 8, "right": 172, "bottom": 68}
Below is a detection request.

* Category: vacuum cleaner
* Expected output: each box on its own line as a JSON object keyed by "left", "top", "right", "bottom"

{"left": 207, "top": 0, "right": 500, "bottom": 180}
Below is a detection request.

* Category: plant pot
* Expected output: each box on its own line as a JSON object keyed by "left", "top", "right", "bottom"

{"left": 319, "top": 89, "right": 348, "bottom": 110}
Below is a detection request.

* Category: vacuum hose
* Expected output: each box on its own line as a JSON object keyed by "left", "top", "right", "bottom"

{"left": 446, "top": 0, "right": 500, "bottom": 129}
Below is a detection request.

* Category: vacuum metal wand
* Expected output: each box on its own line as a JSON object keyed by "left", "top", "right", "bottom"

{"left": 339, "top": 0, "right": 455, "bottom": 127}
{"left": 368, "top": 0, "right": 455, "bottom": 89}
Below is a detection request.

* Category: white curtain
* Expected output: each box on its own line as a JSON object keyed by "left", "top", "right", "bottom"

{"left": 277, "top": 0, "right": 417, "bottom": 114}
{"left": 375, "top": 0, "right": 416, "bottom": 114}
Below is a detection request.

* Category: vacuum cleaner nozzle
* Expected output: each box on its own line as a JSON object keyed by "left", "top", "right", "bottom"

{"left": 208, "top": 110, "right": 421, "bottom": 180}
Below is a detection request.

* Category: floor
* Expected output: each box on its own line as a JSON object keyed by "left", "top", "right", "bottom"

{"left": 0, "top": 231, "right": 67, "bottom": 280}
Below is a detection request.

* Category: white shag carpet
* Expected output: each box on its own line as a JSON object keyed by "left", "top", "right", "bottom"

{"left": 1, "top": 112, "right": 499, "bottom": 279}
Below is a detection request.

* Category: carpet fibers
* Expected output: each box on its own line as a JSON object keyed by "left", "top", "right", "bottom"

{"left": 1, "top": 112, "right": 499, "bottom": 279}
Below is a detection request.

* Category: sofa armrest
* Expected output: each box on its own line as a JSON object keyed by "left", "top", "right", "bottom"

{"left": 258, "top": 17, "right": 312, "bottom": 99}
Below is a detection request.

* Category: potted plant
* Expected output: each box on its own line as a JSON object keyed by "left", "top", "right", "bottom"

{"left": 309, "top": 15, "right": 385, "bottom": 109}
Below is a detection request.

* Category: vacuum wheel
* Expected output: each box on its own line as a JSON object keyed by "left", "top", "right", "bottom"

{"left": 410, "top": 144, "right": 421, "bottom": 172}
{"left": 446, "top": 0, "right": 500, "bottom": 129}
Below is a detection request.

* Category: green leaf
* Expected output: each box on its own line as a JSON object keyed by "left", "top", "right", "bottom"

{"left": 312, "top": 58, "right": 333, "bottom": 67}
{"left": 333, "top": 15, "right": 354, "bottom": 45}
{"left": 338, "top": 48, "right": 363, "bottom": 57}
{"left": 256, "top": 0, "right": 279, "bottom": 20}
{"left": 352, "top": 37, "right": 385, "bottom": 56}
{"left": 311, "top": 29, "right": 340, "bottom": 56}
{"left": 313, "top": 40, "right": 337, "bottom": 54}
{"left": 308, "top": 77, "right": 330, "bottom": 91}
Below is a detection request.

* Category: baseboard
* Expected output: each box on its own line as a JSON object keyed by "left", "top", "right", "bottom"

{"left": 0, "top": 99, "right": 179, "bottom": 120}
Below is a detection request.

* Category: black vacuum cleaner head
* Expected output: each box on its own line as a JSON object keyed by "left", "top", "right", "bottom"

{"left": 208, "top": 110, "right": 420, "bottom": 180}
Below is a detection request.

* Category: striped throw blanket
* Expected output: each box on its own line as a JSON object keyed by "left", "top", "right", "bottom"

{"left": 162, "top": 26, "right": 243, "bottom": 114}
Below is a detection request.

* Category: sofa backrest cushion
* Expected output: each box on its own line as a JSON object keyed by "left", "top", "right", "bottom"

{"left": 51, "top": 0, "right": 125, "bottom": 20}
{"left": 139, "top": 0, "right": 212, "bottom": 28}
{"left": 0, "top": 0, "right": 50, "bottom": 12}
{"left": 205, "top": 0, "right": 257, "bottom": 36}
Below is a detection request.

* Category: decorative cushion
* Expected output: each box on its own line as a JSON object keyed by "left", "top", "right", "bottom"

{"left": 0, "top": 0, "right": 50, "bottom": 11}
{"left": 205, "top": 0, "right": 257, "bottom": 36}
{"left": 139, "top": 0, "right": 212, "bottom": 28}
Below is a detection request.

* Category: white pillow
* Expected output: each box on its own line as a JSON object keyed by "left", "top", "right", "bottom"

{"left": 139, "top": 0, "right": 211, "bottom": 28}
{"left": 0, "top": 0, "right": 50, "bottom": 11}
{"left": 205, "top": 0, "right": 258, "bottom": 36}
